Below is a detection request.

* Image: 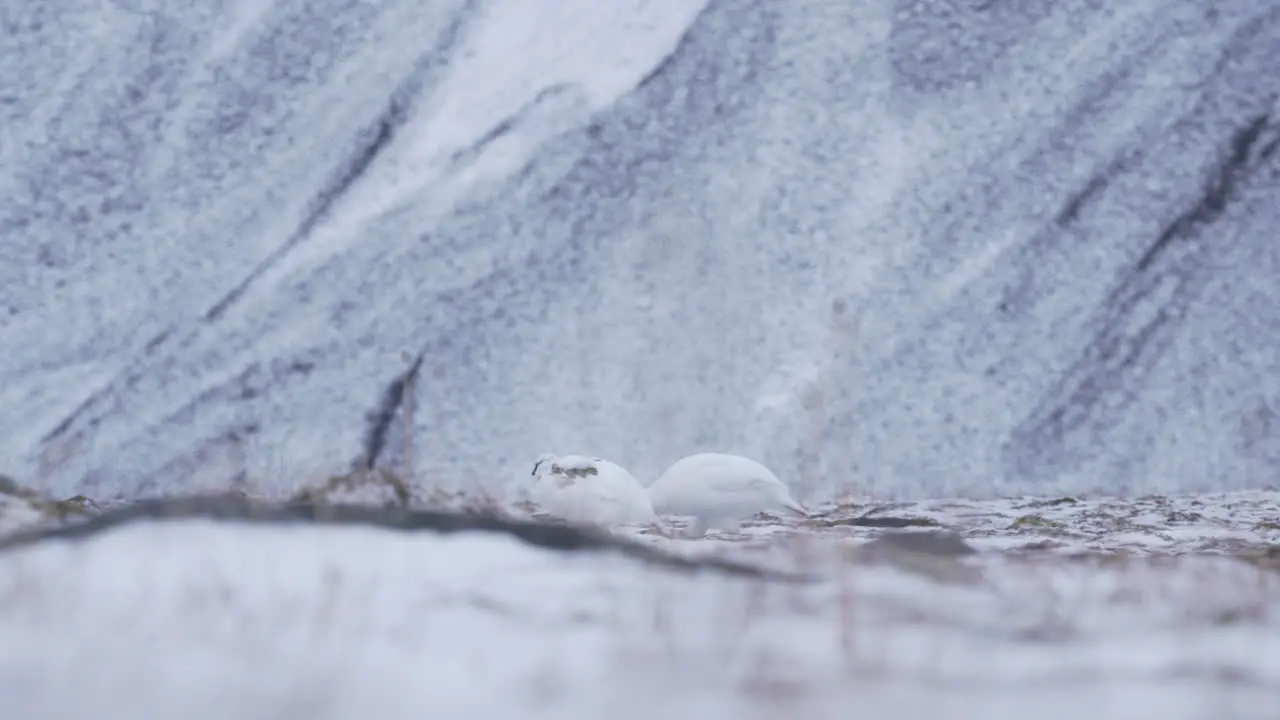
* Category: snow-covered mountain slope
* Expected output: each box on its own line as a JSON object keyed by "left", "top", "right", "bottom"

{"left": 1, "top": 0, "right": 1277, "bottom": 498}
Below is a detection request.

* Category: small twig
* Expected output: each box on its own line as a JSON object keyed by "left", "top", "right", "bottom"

{"left": 400, "top": 350, "right": 416, "bottom": 482}
{"left": 359, "top": 350, "right": 426, "bottom": 471}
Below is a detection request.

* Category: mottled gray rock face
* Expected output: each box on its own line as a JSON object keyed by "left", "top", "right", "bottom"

{"left": 1, "top": 1, "right": 1277, "bottom": 499}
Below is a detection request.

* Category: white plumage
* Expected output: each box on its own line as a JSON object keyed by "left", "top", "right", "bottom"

{"left": 646, "top": 452, "right": 808, "bottom": 533}
{"left": 527, "top": 453, "right": 659, "bottom": 528}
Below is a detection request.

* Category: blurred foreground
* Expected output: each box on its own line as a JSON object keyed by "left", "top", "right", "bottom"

{"left": 0, "top": 483, "right": 1277, "bottom": 719}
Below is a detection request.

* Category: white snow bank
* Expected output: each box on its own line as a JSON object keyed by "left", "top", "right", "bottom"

{"left": 0, "top": 520, "right": 1277, "bottom": 719}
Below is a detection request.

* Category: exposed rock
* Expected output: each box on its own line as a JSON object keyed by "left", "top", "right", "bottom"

{"left": 860, "top": 529, "right": 978, "bottom": 558}
{"left": 291, "top": 468, "right": 413, "bottom": 508}
{"left": 0, "top": 478, "right": 43, "bottom": 536}
{"left": 0, "top": 474, "right": 102, "bottom": 536}
{"left": 1236, "top": 544, "right": 1280, "bottom": 573}
{"left": 844, "top": 530, "right": 983, "bottom": 585}
{"left": 1015, "top": 497, "right": 1081, "bottom": 509}
{"left": 814, "top": 515, "right": 942, "bottom": 529}
{"left": 1009, "top": 514, "right": 1068, "bottom": 531}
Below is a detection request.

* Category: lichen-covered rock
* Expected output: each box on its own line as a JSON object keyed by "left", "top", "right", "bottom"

{"left": 0, "top": 475, "right": 103, "bottom": 536}
{"left": 842, "top": 530, "right": 985, "bottom": 585}
{"left": 38, "top": 495, "right": 103, "bottom": 519}
{"left": 1238, "top": 544, "right": 1280, "bottom": 574}
{"left": 292, "top": 468, "right": 412, "bottom": 508}
{"left": 0, "top": 474, "right": 41, "bottom": 503}
{"left": 0, "top": 480, "right": 44, "bottom": 536}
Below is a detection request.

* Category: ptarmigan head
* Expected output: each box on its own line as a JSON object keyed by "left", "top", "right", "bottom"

{"left": 531, "top": 453, "right": 557, "bottom": 477}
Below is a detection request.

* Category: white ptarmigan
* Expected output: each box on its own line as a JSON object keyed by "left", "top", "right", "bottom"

{"left": 645, "top": 452, "right": 808, "bottom": 534}
{"left": 527, "top": 453, "right": 659, "bottom": 528}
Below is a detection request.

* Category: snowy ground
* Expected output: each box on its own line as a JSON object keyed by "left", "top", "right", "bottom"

{"left": 1, "top": 491, "right": 1277, "bottom": 719}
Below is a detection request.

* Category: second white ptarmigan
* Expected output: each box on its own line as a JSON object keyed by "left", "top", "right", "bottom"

{"left": 646, "top": 452, "right": 808, "bottom": 534}
{"left": 527, "top": 453, "right": 659, "bottom": 528}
